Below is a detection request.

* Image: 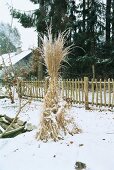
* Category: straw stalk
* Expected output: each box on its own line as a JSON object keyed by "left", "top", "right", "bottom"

{"left": 36, "top": 28, "right": 80, "bottom": 141}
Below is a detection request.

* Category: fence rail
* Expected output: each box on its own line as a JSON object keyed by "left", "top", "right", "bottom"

{"left": 20, "top": 77, "right": 114, "bottom": 108}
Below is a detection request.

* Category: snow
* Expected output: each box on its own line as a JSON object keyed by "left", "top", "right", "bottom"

{"left": 0, "top": 98, "right": 114, "bottom": 170}
{"left": 0, "top": 49, "right": 32, "bottom": 66}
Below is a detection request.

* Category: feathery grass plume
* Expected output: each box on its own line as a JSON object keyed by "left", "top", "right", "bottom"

{"left": 36, "top": 27, "right": 80, "bottom": 141}
{"left": 39, "top": 28, "right": 71, "bottom": 78}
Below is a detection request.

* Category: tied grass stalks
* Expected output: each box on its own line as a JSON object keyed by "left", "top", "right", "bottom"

{"left": 36, "top": 27, "right": 80, "bottom": 141}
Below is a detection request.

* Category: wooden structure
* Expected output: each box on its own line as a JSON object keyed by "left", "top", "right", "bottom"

{"left": 20, "top": 77, "right": 114, "bottom": 109}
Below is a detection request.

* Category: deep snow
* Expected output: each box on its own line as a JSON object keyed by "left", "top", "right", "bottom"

{"left": 0, "top": 98, "right": 114, "bottom": 170}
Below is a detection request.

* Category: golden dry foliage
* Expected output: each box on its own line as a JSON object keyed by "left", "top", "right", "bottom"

{"left": 36, "top": 27, "right": 80, "bottom": 141}
{"left": 39, "top": 28, "right": 70, "bottom": 78}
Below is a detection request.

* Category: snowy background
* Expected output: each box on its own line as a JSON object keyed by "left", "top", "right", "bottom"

{"left": 0, "top": 97, "right": 114, "bottom": 170}
{"left": 0, "top": 0, "right": 38, "bottom": 50}
{"left": 0, "top": 0, "right": 106, "bottom": 50}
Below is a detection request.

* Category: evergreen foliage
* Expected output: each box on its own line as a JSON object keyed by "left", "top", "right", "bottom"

{"left": 0, "top": 23, "right": 21, "bottom": 55}
{"left": 10, "top": 0, "right": 114, "bottom": 78}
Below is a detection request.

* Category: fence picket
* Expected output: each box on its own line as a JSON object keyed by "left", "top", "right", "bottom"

{"left": 112, "top": 80, "right": 114, "bottom": 108}
{"left": 108, "top": 78, "right": 111, "bottom": 107}
{"left": 84, "top": 77, "right": 89, "bottom": 109}
{"left": 100, "top": 79, "right": 102, "bottom": 107}
{"left": 72, "top": 79, "right": 75, "bottom": 104}
{"left": 95, "top": 79, "right": 98, "bottom": 107}
{"left": 92, "top": 79, "right": 94, "bottom": 105}
{"left": 81, "top": 78, "right": 84, "bottom": 103}
{"left": 66, "top": 79, "right": 68, "bottom": 98}
{"left": 104, "top": 79, "right": 106, "bottom": 106}
{"left": 20, "top": 78, "right": 114, "bottom": 108}
{"left": 70, "top": 79, "right": 72, "bottom": 99}
{"left": 78, "top": 79, "right": 81, "bottom": 104}
{"left": 75, "top": 80, "right": 78, "bottom": 103}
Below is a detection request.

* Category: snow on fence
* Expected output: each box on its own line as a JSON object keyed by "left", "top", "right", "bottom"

{"left": 20, "top": 77, "right": 114, "bottom": 108}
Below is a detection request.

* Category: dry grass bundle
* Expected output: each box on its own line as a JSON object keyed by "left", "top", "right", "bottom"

{"left": 36, "top": 27, "right": 80, "bottom": 141}
{"left": 39, "top": 28, "right": 70, "bottom": 79}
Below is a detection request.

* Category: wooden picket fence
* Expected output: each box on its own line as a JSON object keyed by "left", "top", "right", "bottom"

{"left": 20, "top": 77, "right": 114, "bottom": 108}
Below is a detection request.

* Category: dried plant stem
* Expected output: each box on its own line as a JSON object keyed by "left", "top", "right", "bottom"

{"left": 36, "top": 27, "right": 80, "bottom": 141}
{"left": 36, "top": 77, "right": 59, "bottom": 141}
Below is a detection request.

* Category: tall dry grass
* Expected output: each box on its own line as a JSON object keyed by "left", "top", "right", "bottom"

{"left": 36, "top": 27, "right": 80, "bottom": 141}
{"left": 39, "top": 27, "right": 71, "bottom": 78}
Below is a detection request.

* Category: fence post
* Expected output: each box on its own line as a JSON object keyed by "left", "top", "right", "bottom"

{"left": 84, "top": 77, "right": 89, "bottom": 109}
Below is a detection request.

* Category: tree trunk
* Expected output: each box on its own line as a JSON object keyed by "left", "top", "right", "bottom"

{"left": 83, "top": 0, "right": 86, "bottom": 32}
{"left": 112, "top": 0, "right": 114, "bottom": 45}
{"left": 106, "top": 0, "right": 111, "bottom": 45}
{"left": 87, "top": 0, "right": 90, "bottom": 32}
{"left": 92, "top": 64, "right": 95, "bottom": 80}
{"left": 90, "top": 0, "right": 96, "bottom": 58}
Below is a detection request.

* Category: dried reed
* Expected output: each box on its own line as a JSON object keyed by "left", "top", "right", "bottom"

{"left": 36, "top": 27, "right": 80, "bottom": 141}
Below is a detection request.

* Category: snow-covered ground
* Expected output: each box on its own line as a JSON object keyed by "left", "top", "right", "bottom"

{"left": 0, "top": 98, "right": 114, "bottom": 170}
